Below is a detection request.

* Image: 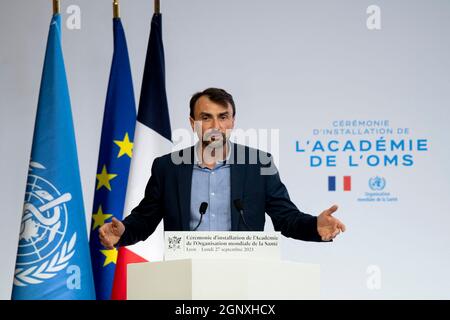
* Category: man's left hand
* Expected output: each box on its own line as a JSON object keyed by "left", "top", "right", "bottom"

{"left": 317, "top": 205, "right": 346, "bottom": 241}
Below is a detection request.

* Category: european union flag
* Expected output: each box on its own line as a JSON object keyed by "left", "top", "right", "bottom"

{"left": 12, "top": 14, "right": 95, "bottom": 300}
{"left": 89, "top": 17, "right": 136, "bottom": 300}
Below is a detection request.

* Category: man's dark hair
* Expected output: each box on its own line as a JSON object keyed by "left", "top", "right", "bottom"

{"left": 189, "top": 88, "right": 236, "bottom": 119}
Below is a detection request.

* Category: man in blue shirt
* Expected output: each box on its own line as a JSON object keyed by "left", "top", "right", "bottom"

{"left": 99, "top": 88, "right": 346, "bottom": 248}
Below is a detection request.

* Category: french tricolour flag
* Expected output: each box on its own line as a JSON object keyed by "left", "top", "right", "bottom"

{"left": 111, "top": 13, "right": 172, "bottom": 300}
{"left": 328, "top": 176, "right": 351, "bottom": 191}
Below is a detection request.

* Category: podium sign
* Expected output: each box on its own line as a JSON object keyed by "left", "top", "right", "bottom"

{"left": 127, "top": 232, "right": 321, "bottom": 299}
{"left": 164, "top": 231, "right": 280, "bottom": 261}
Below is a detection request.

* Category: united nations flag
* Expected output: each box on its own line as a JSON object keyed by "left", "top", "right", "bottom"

{"left": 11, "top": 14, "right": 95, "bottom": 300}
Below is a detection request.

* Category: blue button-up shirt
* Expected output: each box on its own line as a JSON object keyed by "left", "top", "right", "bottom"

{"left": 189, "top": 144, "right": 231, "bottom": 231}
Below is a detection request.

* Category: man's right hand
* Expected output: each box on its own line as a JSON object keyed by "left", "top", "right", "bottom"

{"left": 99, "top": 217, "right": 125, "bottom": 249}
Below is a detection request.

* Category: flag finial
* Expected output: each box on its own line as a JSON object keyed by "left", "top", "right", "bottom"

{"left": 154, "top": 0, "right": 160, "bottom": 14}
{"left": 113, "top": 0, "right": 120, "bottom": 18}
{"left": 53, "top": 0, "right": 60, "bottom": 14}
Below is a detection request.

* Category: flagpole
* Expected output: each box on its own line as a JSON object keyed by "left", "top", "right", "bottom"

{"left": 154, "top": 0, "right": 160, "bottom": 14}
{"left": 113, "top": 0, "right": 120, "bottom": 18}
{"left": 53, "top": 0, "right": 60, "bottom": 14}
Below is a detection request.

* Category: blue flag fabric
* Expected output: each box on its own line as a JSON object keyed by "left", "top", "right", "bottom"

{"left": 12, "top": 14, "right": 95, "bottom": 300}
{"left": 137, "top": 13, "right": 172, "bottom": 141}
{"left": 89, "top": 18, "right": 136, "bottom": 300}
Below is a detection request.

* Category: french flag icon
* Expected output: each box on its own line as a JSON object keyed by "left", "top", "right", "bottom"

{"left": 328, "top": 176, "right": 351, "bottom": 191}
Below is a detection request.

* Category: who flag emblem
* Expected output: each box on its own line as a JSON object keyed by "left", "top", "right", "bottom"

{"left": 15, "top": 161, "right": 76, "bottom": 287}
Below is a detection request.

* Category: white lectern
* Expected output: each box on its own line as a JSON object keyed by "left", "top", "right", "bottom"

{"left": 127, "top": 232, "right": 320, "bottom": 300}
{"left": 127, "top": 258, "right": 320, "bottom": 300}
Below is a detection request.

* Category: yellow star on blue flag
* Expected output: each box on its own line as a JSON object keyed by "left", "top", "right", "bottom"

{"left": 114, "top": 132, "right": 133, "bottom": 158}
{"left": 100, "top": 248, "right": 118, "bottom": 267}
{"left": 89, "top": 17, "right": 137, "bottom": 300}
{"left": 96, "top": 165, "right": 117, "bottom": 191}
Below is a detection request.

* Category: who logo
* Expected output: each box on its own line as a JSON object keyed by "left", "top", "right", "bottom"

{"left": 14, "top": 162, "right": 76, "bottom": 287}
{"left": 369, "top": 176, "right": 386, "bottom": 191}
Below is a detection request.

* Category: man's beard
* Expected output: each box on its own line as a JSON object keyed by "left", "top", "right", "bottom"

{"left": 202, "top": 130, "right": 227, "bottom": 148}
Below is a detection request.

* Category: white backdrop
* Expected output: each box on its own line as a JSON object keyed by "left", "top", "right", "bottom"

{"left": 1, "top": 0, "right": 450, "bottom": 299}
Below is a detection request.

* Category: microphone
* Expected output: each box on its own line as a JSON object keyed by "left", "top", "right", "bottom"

{"left": 193, "top": 202, "right": 208, "bottom": 231}
{"left": 233, "top": 199, "right": 253, "bottom": 231}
